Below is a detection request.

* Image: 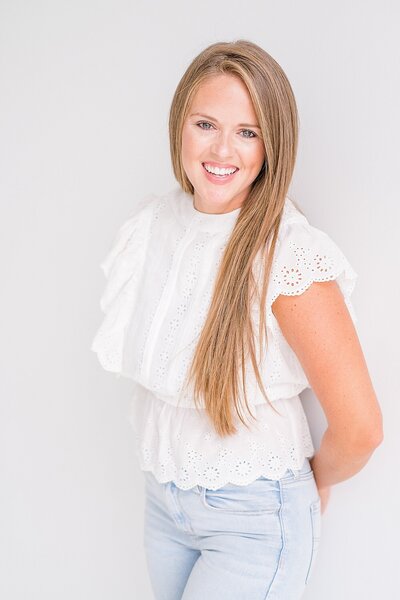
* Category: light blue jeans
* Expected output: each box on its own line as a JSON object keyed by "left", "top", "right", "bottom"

{"left": 143, "top": 458, "right": 322, "bottom": 599}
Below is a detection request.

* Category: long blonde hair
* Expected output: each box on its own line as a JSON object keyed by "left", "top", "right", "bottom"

{"left": 168, "top": 40, "right": 299, "bottom": 437}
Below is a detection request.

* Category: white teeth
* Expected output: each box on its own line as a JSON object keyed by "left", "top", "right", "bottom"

{"left": 204, "top": 163, "right": 237, "bottom": 176}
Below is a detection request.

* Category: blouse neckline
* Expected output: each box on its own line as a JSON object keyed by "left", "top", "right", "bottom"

{"left": 172, "top": 187, "right": 242, "bottom": 234}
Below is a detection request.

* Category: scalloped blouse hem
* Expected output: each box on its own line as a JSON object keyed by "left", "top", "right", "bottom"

{"left": 140, "top": 455, "right": 314, "bottom": 491}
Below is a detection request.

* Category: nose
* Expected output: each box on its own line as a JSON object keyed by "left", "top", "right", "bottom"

{"left": 210, "top": 130, "right": 235, "bottom": 160}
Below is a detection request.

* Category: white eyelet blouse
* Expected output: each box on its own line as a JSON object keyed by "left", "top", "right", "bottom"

{"left": 91, "top": 186, "right": 358, "bottom": 490}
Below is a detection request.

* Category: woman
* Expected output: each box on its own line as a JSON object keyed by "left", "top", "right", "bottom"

{"left": 91, "top": 40, "right": 383, "bottom": 599}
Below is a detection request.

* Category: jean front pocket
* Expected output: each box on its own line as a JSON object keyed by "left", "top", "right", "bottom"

{"left": 305, "top": 497, "right": 322, "bottom": 585}
{"left": 200, "top": 478, "right": 281, "bottom": 515}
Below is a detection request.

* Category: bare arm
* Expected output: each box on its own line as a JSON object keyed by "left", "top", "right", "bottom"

{"left": 272, "top": 280, "right": 384, "bottom": 490}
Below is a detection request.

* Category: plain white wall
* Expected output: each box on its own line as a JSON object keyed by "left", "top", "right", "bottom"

{"left": 1, "top": 1, "right": 399, "bottom": 598}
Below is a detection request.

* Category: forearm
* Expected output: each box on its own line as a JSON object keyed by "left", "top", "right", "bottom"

{"left": 309, "top": 427, "right": 380, "bottom": 489}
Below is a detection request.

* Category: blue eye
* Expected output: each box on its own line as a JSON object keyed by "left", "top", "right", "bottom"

{"left": 241, "top": 129, "right": 257, "bottom": 139}
{"left": 197, "top": 121, "right": 213, "bottom": 130}
{"left": 196, "top": 122, "right": 257, "bottom": 138}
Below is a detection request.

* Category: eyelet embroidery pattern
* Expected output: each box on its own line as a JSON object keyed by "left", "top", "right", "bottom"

{"left": 152, "top": 233, "right": 206, "bottom": 391}
{"left": 281, "top": 266, "right": 303, "bottom": 288}
{"left": 314, "top": 252, "right": 335, "bottom": 274}
{"left": 174, "top": 237, "right": 228, "bottom": 403}
{"left": 136, "top": 200, "right": 187, "bottom": 376}
{"left": 271, "top": 232, "right": 356, "bottom": 301}
{"left": 94, "top": 189, "right": 358, "bottom": 491}
{"left": 130, "top": 393, "right": 315, "bottom": 490}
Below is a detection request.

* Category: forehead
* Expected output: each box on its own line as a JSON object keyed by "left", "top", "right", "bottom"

{"left": 189, "top": 74, "right": 257, "bottom": 119}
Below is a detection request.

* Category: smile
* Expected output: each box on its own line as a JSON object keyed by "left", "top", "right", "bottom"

{"left": 203, "top": 162, "right": 238, "bottom": 175}
{"left": 202, "top": 162, "right": 239, "bottom": 184}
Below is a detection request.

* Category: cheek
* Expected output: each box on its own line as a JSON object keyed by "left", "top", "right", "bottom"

{"left": 182, "top": 124, "right": 211, "bottom": 156}
{"left": 246, "top": 144, "right": 265, "bottom": 170}
{"left": 181, "top": 129, "right": 198, "bottom": 163}
{"left": 181, "top": 131, "right": 193, "bottom": 173}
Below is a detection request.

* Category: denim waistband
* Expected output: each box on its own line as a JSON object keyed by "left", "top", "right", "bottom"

{"left": 277, "top": 457, "right": 312, "bottom": 482}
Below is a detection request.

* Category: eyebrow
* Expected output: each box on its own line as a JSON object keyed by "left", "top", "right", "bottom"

{"left": 189, "top": 112, "right": 261, "bottom": 131}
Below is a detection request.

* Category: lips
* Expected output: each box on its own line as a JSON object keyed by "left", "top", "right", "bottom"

{"left": 201, "top": 162, "right": 239, "bottom": 185}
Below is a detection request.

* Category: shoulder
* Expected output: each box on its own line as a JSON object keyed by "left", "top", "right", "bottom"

{"left": 120, "top": 186, "right": 185, "bottom": 223}
{"left": 277, "top": 196, "right": 328, "bottom": 249}
{"left": 126, "top": 186, "right": 191, "bottom": 227}
{"left": 268, "top": 196, "right": 358, "bottom": 325}
{"left": 124, "top": 191, "right": 161, "bottom": 221}
{"left": 99, "top": 191, "right": 160, "bottom": 280}
{"left": 273, "top": 197, "right": 357, "bottom": 293}
{"left": 279, "top": 196, "right": 307, "bottom": 227}
{"left": 99, "top": 187, "right": 186, "bottom": 280}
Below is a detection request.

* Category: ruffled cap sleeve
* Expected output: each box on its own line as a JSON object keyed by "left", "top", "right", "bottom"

{"left": 267, "top": 211, "right": 358, "bottom": 325}
{"left": 91, "top": 193, "right": 157, "bottom": 373}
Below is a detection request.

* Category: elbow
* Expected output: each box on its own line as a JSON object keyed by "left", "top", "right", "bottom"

{"left": 352, "top": 422, "right": 384, "bottom": 453}
{"left": 367, "top": 409, "right": 385, "bottom": 449}
{"left": 350, "top": 400, "right": 384, "bottom": 452}
{"left": 369, "top": 426, "right": 384, "bottom": 449}
{"left": 362, "top": 431, "right": 383, "bottom": 453}
{"left": 327, "top": 409, "right": 384, "bottom": 457}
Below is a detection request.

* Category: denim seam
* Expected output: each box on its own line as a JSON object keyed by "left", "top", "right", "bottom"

{"left": 164, "top": 483, "right": 189, "bottom": 533}
{"left": 263, "top": 478, "right": 286, "bottom": 599}
{"left": 170, "top": 485, "right": 203, "bottom": 539}
{"left": 305, "top": 500, "right": 320, "bottom": 585}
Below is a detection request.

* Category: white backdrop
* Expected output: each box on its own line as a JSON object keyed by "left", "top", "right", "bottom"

{"left": 1, "top": 1, "right": 399, "bottom": 598}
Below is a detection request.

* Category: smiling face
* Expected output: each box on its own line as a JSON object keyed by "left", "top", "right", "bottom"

{"left": 181, "top": 73, "right": 265, "bottom": 214}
